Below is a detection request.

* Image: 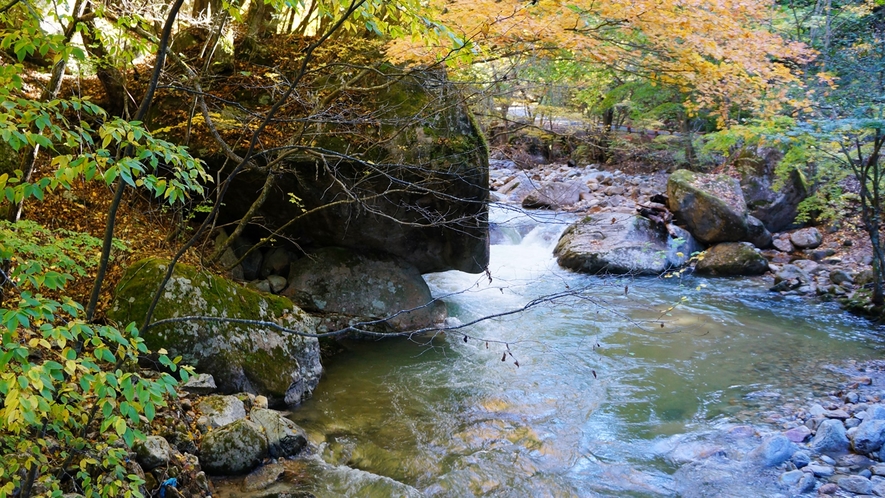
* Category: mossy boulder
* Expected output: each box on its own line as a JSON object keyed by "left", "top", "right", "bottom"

{"left": 200, "top": 419, "right": 268, "bottom": 475}
{"left": 667, "top": 169, "right": 750, "bottom": 244}
{"left": 282, "top": 247, "right": 446, "bottom": 331}
{"left": 554, "top": 213, "right": 701, "bottom": 275}
{"left": 109, "top": 257, "right": 322, "bottom": 406}
{"left": 694, "top": 242, "right": 769, "bottom": 276}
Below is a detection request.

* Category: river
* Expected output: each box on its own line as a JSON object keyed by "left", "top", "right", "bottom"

{"left": 284, "top": 204, "right": 884, "bottom": 497}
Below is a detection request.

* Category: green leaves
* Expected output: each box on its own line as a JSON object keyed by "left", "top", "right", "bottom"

{"left": 0, "top": 291, "right": 184, "bottom": 497}
{"left": 0, "top": 96, "right": 211, "bottom": 208}
{"left": 0, "top": 217, "right": 186, "bottom": 496}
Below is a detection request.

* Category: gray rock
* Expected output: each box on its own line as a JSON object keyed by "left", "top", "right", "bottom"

{"left": 809, "top": 404, "right": 827, "bottom": 417}
{"left": 250, "top": 408, "right": 308, "bottom": 458}
{"left": 793, "top": 259, "right": 821, "bottom": 274}
{"left": 790, "top": 227, "right": 823, "bottom": 249}
{"left": 260, "top": 247, "right": 291, "bottom": 278}
{"left": 182, "top": 373, "right": 217, "bottom": 395}
{"left": 872, "top": 464, "right": 885, "bottom": 476}
{"left": 109, "top": 258, "right": 323, "bottom": 407}
{"left": 772, "top": 237, "right": 794, "bottom": 253}
{"left": 746, "top": 215, "right": 772, "bottom": 248}
{"left": 868, "top": 405, "right": 885, "bottom": 420}
{"left": 772, "top": 264, "right": 812, "bottom": 291}
{"left": 824, "top": 409, "right": 850, "bottom": 420}
{"left": 792, "top": 450, "right": 811, "bottom": 468}
{"left": 748, "top": 434, "right": 796, "bottom": 467}
{"left": 794, "top": 472, "right": 816, "bottom": 494}
{"left": 220, "top": 72, "right": 489, "bottom": 275}
{"left": 200, "top": 419, "right": 268, "bottom": 475}
{"left": 810, "top": 419, "right": 850, "bottom": 454}
{"left": 197, "top": 395, "right": 247, "bottom": 428}
{"left": 247, "top": 279, "right": 272, "bottom": 293}
{"left": 230, "top": 236, "right": 264, "bottom": 281}
{"left": 694, "top": 242, "right": 769, "bottom": 276}
{"left": 831, "top": 270, "right": 855, "bottom": 286}
{"left": 874, "top": 481, "right": 885, "bottom": 497}
{"left": 283, "top": 247, "right": 446, "bottom": 331}
{"left": 818, "top": 482, "right": 839, "bottom": 494}
{"left": 554, "top": 213, "right": 701, "bottom": 276}
{"left": 837, "top": 475, "right": 873, "bottom": 495}
{"left": 785, "top": 425, "right": 811, "bottom": 443}
{"left": 133, "top": 436, "right": 171, "bottom": 470}
{"left": 522, "top": 180, "right": 590, "bottom": 209}
{"left": 780, "top": 469, "right": 805, "bottom": 486}
{"left": 215, "top": 231, "right": 246, "bottom": 281}
{"left": 739, "top": 149, "right": 807, "bottom": 232}
{"left": 667, "top": 169, "right": 750, "bottom": 244}
{"left": 805, "top": 463, "right": 835, "bottom": 477}
{"left": 266, "top": 275, "right": 287, "bottom": 294}
{"left": 853, "top": 419, "right": 885, "bottom": 454}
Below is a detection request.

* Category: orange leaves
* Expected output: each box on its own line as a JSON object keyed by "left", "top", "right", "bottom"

{"left": 388, "top": 0, "right": 812, "bottom": 124}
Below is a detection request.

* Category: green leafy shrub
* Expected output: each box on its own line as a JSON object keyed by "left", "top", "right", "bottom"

{"left": 0, "top": 222, "right": 189, "bottom": 497}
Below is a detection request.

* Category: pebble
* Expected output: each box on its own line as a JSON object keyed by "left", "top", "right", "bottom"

{"left": 837, "top": 475, "right": 873, "bottom": 494}
{"left": 818, "top": 482, "right": 839, "bottom": 494}
{"left": 824, "top": 409, "right": 850, "bottom": 419}
{"left": 792, "top": 451, "right": 811, "bottom": 468}
{"left": 785, "top": 425, "right": 811, "bottom": 442}
{"left": 794, "top": 472, "right": 816, "bottom": 493}
{"left": 806, "top": 463, "right": 835, "bottom": 477}
{"left": 780, "top": 469, "right": 805, "bottom": 486}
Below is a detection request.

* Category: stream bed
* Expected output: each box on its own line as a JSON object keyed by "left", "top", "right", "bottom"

{"left": 282, "top": 206, "right": 885, "bottom": 497}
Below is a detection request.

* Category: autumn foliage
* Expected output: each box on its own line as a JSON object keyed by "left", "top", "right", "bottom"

{"left": 387, "top": 0, "right": 813, "bottom": 124}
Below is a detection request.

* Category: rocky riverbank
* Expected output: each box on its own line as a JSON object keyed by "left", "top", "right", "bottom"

{"left": 489, "top": 159, "right": 882, "bottom": 319}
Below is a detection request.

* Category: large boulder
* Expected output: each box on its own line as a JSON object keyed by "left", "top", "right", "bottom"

{"left": 214, "top": 69, "right": 489, "bottom": 275}
{"left": 109, "top": 257, "right": 323, "bottom": 407}
{"left": 554, "top": 213, "right": 701, "bottom": 275}
{"left": 667, "top": 169, "right": 750, "bottom": 244}
{"left": 694, "top": 242, "right": 769, "bottom": 276}
{"left": 736, "top": 148, "right": 808, "bottom": 232}
{"left": 282, "top": 247, "right": 446, "bottom": 331}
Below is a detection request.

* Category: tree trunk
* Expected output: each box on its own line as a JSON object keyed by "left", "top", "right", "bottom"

{"left": 681, "top": 117, "right": 697, "bottom": 169}
{"left": 82, "top": 17, "right": 128, "bottom": 117}
{"left": 192, "top": 0, "right": 209, "bottom": 18}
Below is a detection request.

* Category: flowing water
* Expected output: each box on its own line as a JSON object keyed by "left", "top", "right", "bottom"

{"left": 285, "top": 206, "right": 885, "bottom": 497}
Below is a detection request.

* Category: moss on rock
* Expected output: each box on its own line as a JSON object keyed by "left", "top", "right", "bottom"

{"left": 109, "top": 257, "right": 323, "bottom": 406}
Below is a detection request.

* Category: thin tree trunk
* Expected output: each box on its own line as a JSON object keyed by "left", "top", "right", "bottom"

{"left": 85, "top": 0, "right": 187, "bottom": 322}
{"left": 682, "top": 116, "right": 697, "bottom": 168}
